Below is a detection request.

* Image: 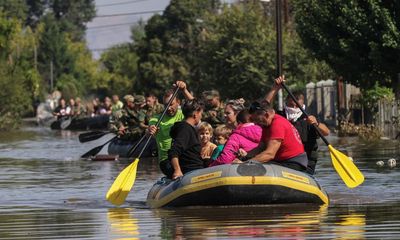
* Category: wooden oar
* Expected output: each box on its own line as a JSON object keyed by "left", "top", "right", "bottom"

{"left": 81, "top": 136, "right": 117, "bottom": 158}
{"left": 281, "top": 83, "right": 364, "bottom": 188}
{"left": 106, "top": 87, "right": 180, "bottom": 206}
{"left": 79, "top": 130, "right": 112, "bottom": 143}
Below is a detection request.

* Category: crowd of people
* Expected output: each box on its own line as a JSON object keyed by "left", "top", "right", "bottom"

{"left": 53, "top": 76, "right": 330, "bottom": 179}
{"left": 143, "top": 77, "right": 331, "bottom": 180}
{"left": 52, "top": 94, "right": 127, "bottom": 119}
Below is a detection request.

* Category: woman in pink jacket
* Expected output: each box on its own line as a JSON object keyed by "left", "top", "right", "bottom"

{"left": 210, "top": 109, "right": 262, "bottom": 167}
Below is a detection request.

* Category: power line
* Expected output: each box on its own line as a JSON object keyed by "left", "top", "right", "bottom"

{"left": 97, "top": 0, "right": 148, "bottom": 7}
{"left": 87, "top": 21, "right": 138, "bottom": 30}
{"left": 96, "top": 9, "right": 163, "bottom": 18}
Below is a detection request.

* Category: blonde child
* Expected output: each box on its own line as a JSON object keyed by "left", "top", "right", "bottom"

{"left": 198, "top": 122, "right": 217, "bottom": 167}
{"left": 210, "top": 124, "right": 232, "bottom": 162}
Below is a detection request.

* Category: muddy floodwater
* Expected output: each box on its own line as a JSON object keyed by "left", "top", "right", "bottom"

{"left": 1, "top": 126, "right": 400, "bottom": 239}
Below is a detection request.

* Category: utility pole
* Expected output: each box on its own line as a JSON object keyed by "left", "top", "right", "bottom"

{"left": 276, "top": 0, "right": 283, "bottom": 111}
{"left": 50, "top": 61, "right": 54, "bottom": 91}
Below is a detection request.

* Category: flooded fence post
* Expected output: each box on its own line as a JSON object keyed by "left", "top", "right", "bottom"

{"left": 305, "top": 82, "right": 316, "bottom": 116}
{"left": 374, "top": 99, "right": 400, "bottom": 139}
{"left": 306, "top": 80, "right": 338, "bottom": 128}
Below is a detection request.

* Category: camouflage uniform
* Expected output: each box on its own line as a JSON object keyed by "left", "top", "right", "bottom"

{"left": 144, "top": 102, "right": 164, "bottom": 124}
{"left": 110, "top": 95, "right": 146, "bottom": 141}
{"left": 202, "top": 104, "right": 225, "bottom": 128}
{"left": 202, "top": 90, "right": 225, "bottom": 128}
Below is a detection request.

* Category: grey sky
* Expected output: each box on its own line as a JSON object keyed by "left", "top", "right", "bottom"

{"left": 86, "top": 0, "right": 170, "bottom": 59}
{"left": 86, "top": 0, "right": 236, "bottom": 59}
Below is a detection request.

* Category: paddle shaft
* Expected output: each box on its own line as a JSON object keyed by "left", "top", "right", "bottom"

{"left": 81, "top": 136, "right": 117, "bottom": 158}
{"left": 281, "top": 83, "right": 330, "bottom": 146}
{"left": 280, "top": 80, "right": 364, "bottom": 188}
{"left": 105, "top": 87, "right": 181, "bottom": 205}
{"left": 129, "top": 87, "right": 180, "bottom": 158}
{"left": 79, "top": 131, "right": 112, "bottom": 143}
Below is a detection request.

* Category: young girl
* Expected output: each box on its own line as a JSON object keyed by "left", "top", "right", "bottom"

{"left": 210, "top": 124, "right": 232, "bottom": 161}
{"left": 198, "top": 122, "right": 217, "bottom": 167}
{"left": 209, "top": 109, "right": 262, "bottom": 167}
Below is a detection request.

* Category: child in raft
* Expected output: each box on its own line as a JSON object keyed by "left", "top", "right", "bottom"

{"left": 198, "top": 122, "right": 217, "bottom": 167}
{"left": 209, "top": 109, "right": 262, "bottom": 167}
{"left": 210, "top": 124, "right": 232, "bottom": 161}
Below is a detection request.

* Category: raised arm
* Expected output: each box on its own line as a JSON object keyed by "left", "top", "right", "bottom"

{"left": 175, "top": 81, "right": 194, "bottom": 100}
{"left": 265, "top": 75, "right": 285, "bottom": 104}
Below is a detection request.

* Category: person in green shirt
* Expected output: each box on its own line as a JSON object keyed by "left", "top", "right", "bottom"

{"left": 147, "top": 81, "right": 194, "bottom": 175}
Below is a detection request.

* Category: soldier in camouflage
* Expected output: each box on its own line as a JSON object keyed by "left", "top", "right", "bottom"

{"left": 144, "top": 92, "right": 164, "bottom": 123}
{"left": 202, "top": 90, "right": 225, "bottom": 128}
{"left": 110, "top": 95, "right": 147, "bottom": 141}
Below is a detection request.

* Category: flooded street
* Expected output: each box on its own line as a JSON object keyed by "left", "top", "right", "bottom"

{"left": 1, "top": 126, "right": 400, "bottom": 239}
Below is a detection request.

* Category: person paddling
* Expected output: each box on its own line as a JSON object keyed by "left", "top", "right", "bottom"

{"left": 147, "top": 81, "right": 194, "bottom": 178}
{"left": 265, "top": 75, "right": 330, "bottom": 174}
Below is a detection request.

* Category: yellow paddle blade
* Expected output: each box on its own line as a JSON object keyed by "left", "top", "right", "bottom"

{"left": 328, "top": 145, "right": 364, "bottom": 188}
{"left": 106, "top": 158, "right": 139, "bottom": 206}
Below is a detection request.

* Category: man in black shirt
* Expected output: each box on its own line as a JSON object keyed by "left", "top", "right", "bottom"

{"left": 166, "top": 99, "right": 204, "bottom": 179}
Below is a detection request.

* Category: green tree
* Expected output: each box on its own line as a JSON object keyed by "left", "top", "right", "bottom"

{"left": 100, "top": 43, "right": 139, "bottom": 96}
{"left": 292, "top": 0, "right": 400, "bottom": 95}
{"left": 38, "top": 14, "right": 73, "bottom": 89}
{"left": 0, "top": 12, "right": 40, "bottom": 129}
{"left": 50, "top": 0, "right": 96, "bottom": 40}
{"left": 196, "top": 4, "right": 275, "bottom": 99}
{"left": 136, "top": 1, "right": 331, "bottom": 99}
{"left": 136, "top": 0, "right": 220, "bottom": 95}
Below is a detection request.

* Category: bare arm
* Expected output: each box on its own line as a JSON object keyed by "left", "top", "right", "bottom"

{"left": 307, "top": 115, "right": 330, "bottom": 136}
{"left": 175, "top": 81, "right": 194, "bottom": 100}
{"left": 265, "top": 75, "right": 285, "bottom": 104}
{"left": 171, "top": 157, "right": 183, "bottom": 179}
{"left": 252, "top": 139, "right": 282, "bottom": 163}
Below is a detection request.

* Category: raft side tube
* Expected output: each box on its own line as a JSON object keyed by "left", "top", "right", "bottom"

{"left": 146, "top": 162, "right": 329, "bottom": 208}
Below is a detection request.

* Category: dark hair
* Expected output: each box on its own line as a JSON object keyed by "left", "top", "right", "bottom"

{"left": 249, "top": 100, "right": 274, "bottom": 114}
{"left": 163, "top": 89, "right": 181, "bottom": 104}
{"left": 145, "top": 92, "right": 157, "bottom": 98}
{"left": 236, "top": 109, "right": 251, "bottom": 124}
{"left": 286, "top": 90, "right": 304, "bottom": 101}
{"left": 182, "top": 98, "right": 204, "bottom": 118}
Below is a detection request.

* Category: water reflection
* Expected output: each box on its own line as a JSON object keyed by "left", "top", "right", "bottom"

{"left": 153, "top": 205, "right": 329, "bottom": 239}
{"left": 107, "top": 208, "right": 139, "bottom": 239}
{"left": 335, "top": 212, "right": 366, "bottom": 240}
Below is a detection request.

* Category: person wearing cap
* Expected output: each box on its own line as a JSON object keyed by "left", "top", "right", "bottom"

{"left": 246, "top": 100, "right": 308, "bottom": 172}
{"left": 133, "top": 94, "right": 149, "bottom": 130}
{"left": 144, "top": 92, "right": 164, "bottom": 121}
{"left": 202, "top": 90, "right": 225, "bottom": 128}
{"left": 109, "top": 94, "right": 147, "bottom": 140}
